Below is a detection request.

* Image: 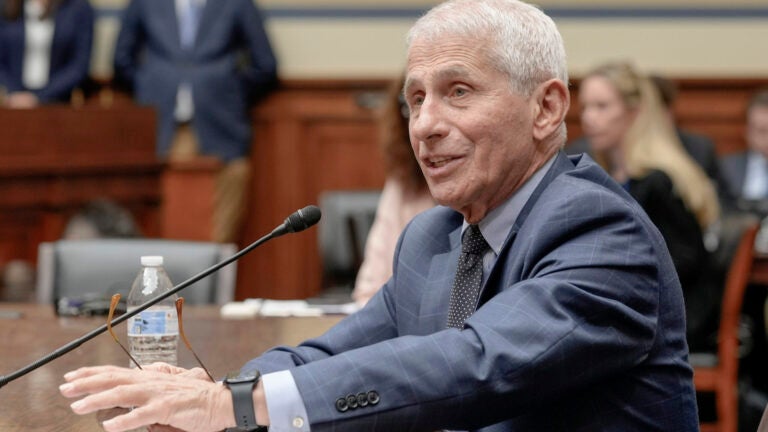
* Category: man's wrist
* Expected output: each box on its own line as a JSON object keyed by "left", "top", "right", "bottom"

{"left": 254, "top": 381, "right": 270, "bottom": 427}
{"left": 224, "top": 371, "right": 268, "bottom": 431}
{"left": 214, "top": 383, "right": 239, "bottom": 430}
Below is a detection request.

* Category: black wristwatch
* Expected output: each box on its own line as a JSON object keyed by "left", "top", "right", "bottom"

{"left": 223, "top": 370, "right": 268, "bottom": 431}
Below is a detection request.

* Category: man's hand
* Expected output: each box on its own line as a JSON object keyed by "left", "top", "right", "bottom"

{"left": 59, "top": 365, "right": 235, "bottom": 432}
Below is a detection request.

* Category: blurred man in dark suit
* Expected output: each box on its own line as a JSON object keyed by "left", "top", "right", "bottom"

{"left": 114, "top": 0, "right": 277, "bottom": 243}
{"left": 720, "top": 89, "right": 768, "bottom": 216}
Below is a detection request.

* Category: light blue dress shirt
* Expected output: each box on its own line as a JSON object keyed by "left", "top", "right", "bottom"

{"left": 743, "top": 151, "right": 768, "bottom": 200}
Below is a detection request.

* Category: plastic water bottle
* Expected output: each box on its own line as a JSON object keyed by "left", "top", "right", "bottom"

{"left": 127, "top": 256, "right": 178, "bottom": 367}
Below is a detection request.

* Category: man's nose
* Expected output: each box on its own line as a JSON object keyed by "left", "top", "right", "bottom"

{"left": 410, "top": 97, "right": 447, "bottom": 144}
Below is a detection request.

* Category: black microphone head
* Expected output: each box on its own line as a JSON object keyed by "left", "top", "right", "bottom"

{"left": 283, "top": 205, "right": 322, "bottom": 233}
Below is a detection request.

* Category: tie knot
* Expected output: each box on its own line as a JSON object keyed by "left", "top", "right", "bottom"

{"left": 462, "top": 225, "right": 489, "bottom": 255}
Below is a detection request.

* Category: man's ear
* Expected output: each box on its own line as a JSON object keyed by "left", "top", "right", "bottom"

{"left": 531, "top": 79, "right": 570, "bottom": 142}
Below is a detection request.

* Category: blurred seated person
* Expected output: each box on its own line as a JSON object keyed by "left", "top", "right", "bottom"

{"left": 720, "top": 88, "right": 768, "bottom": 217}
{"left": 719, "top": 88, "right": 768, "bottom": 396}
{"left": 1, "top": 259, "right": 34, "bottom": 301}
{"left": 569, "top": 73, "right": 733, "bottom": 209}
{"left": 63, "top": 198, "right": 142, "bottom": 240}
{"left": 0, "top": 0, "right": 94, "bottom": 107}
{"left": 579, "top": 61, "right": 722, "bottom": 351}
{"left": 1, "top": 198, "right": 137, "bottom": 302}
{"left": 352, "top": 76, "right": 435, "bottom": 306}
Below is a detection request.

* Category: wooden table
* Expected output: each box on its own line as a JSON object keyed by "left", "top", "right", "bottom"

{"left": 0, "top": 303, "right": 342, "bottom": 431}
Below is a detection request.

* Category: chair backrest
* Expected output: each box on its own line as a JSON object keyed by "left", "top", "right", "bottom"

{"left": 318, "top": 190, "right": 381, "bottom": 290}
{"left": 36, "top": 239, "right": 237, "bottom": 308}
{"left": 716, "top": 219, "right": 759, "bottom": 374}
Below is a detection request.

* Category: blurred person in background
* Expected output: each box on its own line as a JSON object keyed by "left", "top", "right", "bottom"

{"left": 113, "top": 0, "right": 277, "bottom": 243}
{"left": 352, "top": 75, "right": 435, "bottom": 306}
{"left": 0, "top": 0, "right": 93, "bottom": 107}
{"left": 721, "top": 88, "right": 768, "bottom": 216}
{"left": 1, "top": 198, "right": 141, "bottom": 302}
{"left": 62, "top": 198, "right": 143, "bottom": 240}
{"left": 569, "top": 72, "right": 733, "bottom": 210}
{"left": 578, "top": 61, "right": 721, "bottom": 352}
{"left": 719, "top": 88, "right": 768, "bottom": 410}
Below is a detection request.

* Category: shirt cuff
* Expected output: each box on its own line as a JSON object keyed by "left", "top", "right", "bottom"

{"left": 262, "top": 370, "right": 311, "bottom": 432}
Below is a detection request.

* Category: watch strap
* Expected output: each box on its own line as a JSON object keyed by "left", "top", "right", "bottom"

{"left": 225, "top": 372, "right": 268, "bottom": 432}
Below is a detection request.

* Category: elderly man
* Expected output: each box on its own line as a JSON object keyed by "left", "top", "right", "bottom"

{"left": 60, "top": 1, "right": 699, "bottom": 430}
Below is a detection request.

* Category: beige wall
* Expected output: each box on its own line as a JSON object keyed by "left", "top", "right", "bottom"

{"left": 88, "top": 1, "right": 768, "bottom": 79}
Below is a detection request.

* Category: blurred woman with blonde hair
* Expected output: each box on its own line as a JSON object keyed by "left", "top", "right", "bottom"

{"left": 579, "top": 61, "right": 721, "bottom": 350}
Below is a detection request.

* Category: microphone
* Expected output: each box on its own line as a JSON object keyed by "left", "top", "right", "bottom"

{"left": 271, "top": 204, "right": 322, "bottom": 237}
{"left": 0, "top": 205, "right": 321, "bottom": 388}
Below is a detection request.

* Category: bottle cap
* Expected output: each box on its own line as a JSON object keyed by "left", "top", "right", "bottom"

{"left": 140, "top": 256, "right": 164, "bottom": 266}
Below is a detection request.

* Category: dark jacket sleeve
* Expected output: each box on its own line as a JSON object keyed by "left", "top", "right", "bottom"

{"left": 629, "top": 169, "right": 718, "bottom": 348}
{"left": 112, "top": 0, "right": 144, "bottom": 91}
{"left": 35, "top": 0, "right": 94, "bottom": 102}
{"left": 235, "top": 0, "right": 277, "bottom": 102}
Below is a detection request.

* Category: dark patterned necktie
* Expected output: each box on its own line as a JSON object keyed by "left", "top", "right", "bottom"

{"left": 446, "top": 224, "right": 490, "bottom": 328}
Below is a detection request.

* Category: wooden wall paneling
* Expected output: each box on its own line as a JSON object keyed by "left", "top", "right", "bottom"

{"left": 161, "top": 157, "right": 222, "bottom": 240}
{"left": 238, "top": 82, "right": 388, "bottom": 300}
{"left": 0, "top": 211, "right": 43, "bottom": 265}
{"left": 240, "top": 100, "right": 309, "bottom": 300}
{"left": 0, "top": 106, "right": 163, "bottom": 270}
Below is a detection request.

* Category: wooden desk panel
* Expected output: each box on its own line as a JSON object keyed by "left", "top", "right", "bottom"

{"left": 240, "top": 83, "right": 388, "bottom": 300}
{"left": 0, "top": 106, "right": 163, "bottom": 268}
{"left": 0, "top": 303, "right": 342, "bottom": 432}
{"left": 0, "top": 106, "right": 159, "bottom": 169}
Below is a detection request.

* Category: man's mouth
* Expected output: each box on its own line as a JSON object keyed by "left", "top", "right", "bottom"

{"left": 427, "top": 156, "right": 457, "bottom": 168}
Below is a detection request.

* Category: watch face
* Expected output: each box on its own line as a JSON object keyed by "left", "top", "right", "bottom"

{"left": 226, "top": 370, "right": 260, "bottom": 384}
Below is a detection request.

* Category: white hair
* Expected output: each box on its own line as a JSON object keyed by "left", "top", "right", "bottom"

{"left": 407, "top": 0, "right": 568, "bottom": 97}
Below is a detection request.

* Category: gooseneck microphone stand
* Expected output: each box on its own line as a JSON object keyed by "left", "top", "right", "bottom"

{"left": 0, "top": 205, "right": 321, "bottom": 388}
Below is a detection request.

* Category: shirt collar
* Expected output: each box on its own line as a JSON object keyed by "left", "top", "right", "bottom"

{"left": 463, "top": 154, "right": 557, "bottom": 255}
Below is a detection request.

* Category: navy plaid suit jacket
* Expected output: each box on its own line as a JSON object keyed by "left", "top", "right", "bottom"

{"left": 244, "top": 152, "right": 699, "bottom": 431}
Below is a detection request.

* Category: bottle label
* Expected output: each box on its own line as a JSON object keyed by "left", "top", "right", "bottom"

{"left": 128, "top": 310, "right": 178, "bottom": 336}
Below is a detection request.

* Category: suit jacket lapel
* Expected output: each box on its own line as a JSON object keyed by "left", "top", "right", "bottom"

{"left": 195, "top": 0, "right": 223, "bottom": 49}
{"left": 158, "top": 0, "right": 182, "bottom": 51}
{"left": 478, "top": 151, "right": 575, "bottom": 307}
{"left": 419, "top": 216, "right": 463, "bottom": 333}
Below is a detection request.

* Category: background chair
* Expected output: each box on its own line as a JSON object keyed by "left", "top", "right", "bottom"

{"left": 690, "top": 216, "right": 760, "bottom": 432}
{"left": 318, "top": 190, "right": 381, "bottom": 293}
{"left": 36, "top": 239, "right": 237, "bottom": 312}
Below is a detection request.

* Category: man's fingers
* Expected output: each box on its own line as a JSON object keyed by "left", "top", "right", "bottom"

{"left": 63, "top": 365, "right": 133, "bottom": 382}
{"left": 147, "top": 425, "right": 187, "bottom": 432}
{"left": 183, "top": 367, "right": 213, "bottom": 381}
{"left": 143, "top": 362, "right": 188, "bottom": 375}
{"left": 69, "top": 383, "right": 149, "bottom": 415}
{"left": 96, "top": 407, "right": 131, "bottom": 425}
{"left": 99, "top": 404, "right": 163, "bottom": 432}
{"left": 60, "top": 368, "right": 142, "bottom": 398}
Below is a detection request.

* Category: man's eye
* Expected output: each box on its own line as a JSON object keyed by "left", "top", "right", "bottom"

{"left": 454, "top": 88, "right": 467, "bottom": 97}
